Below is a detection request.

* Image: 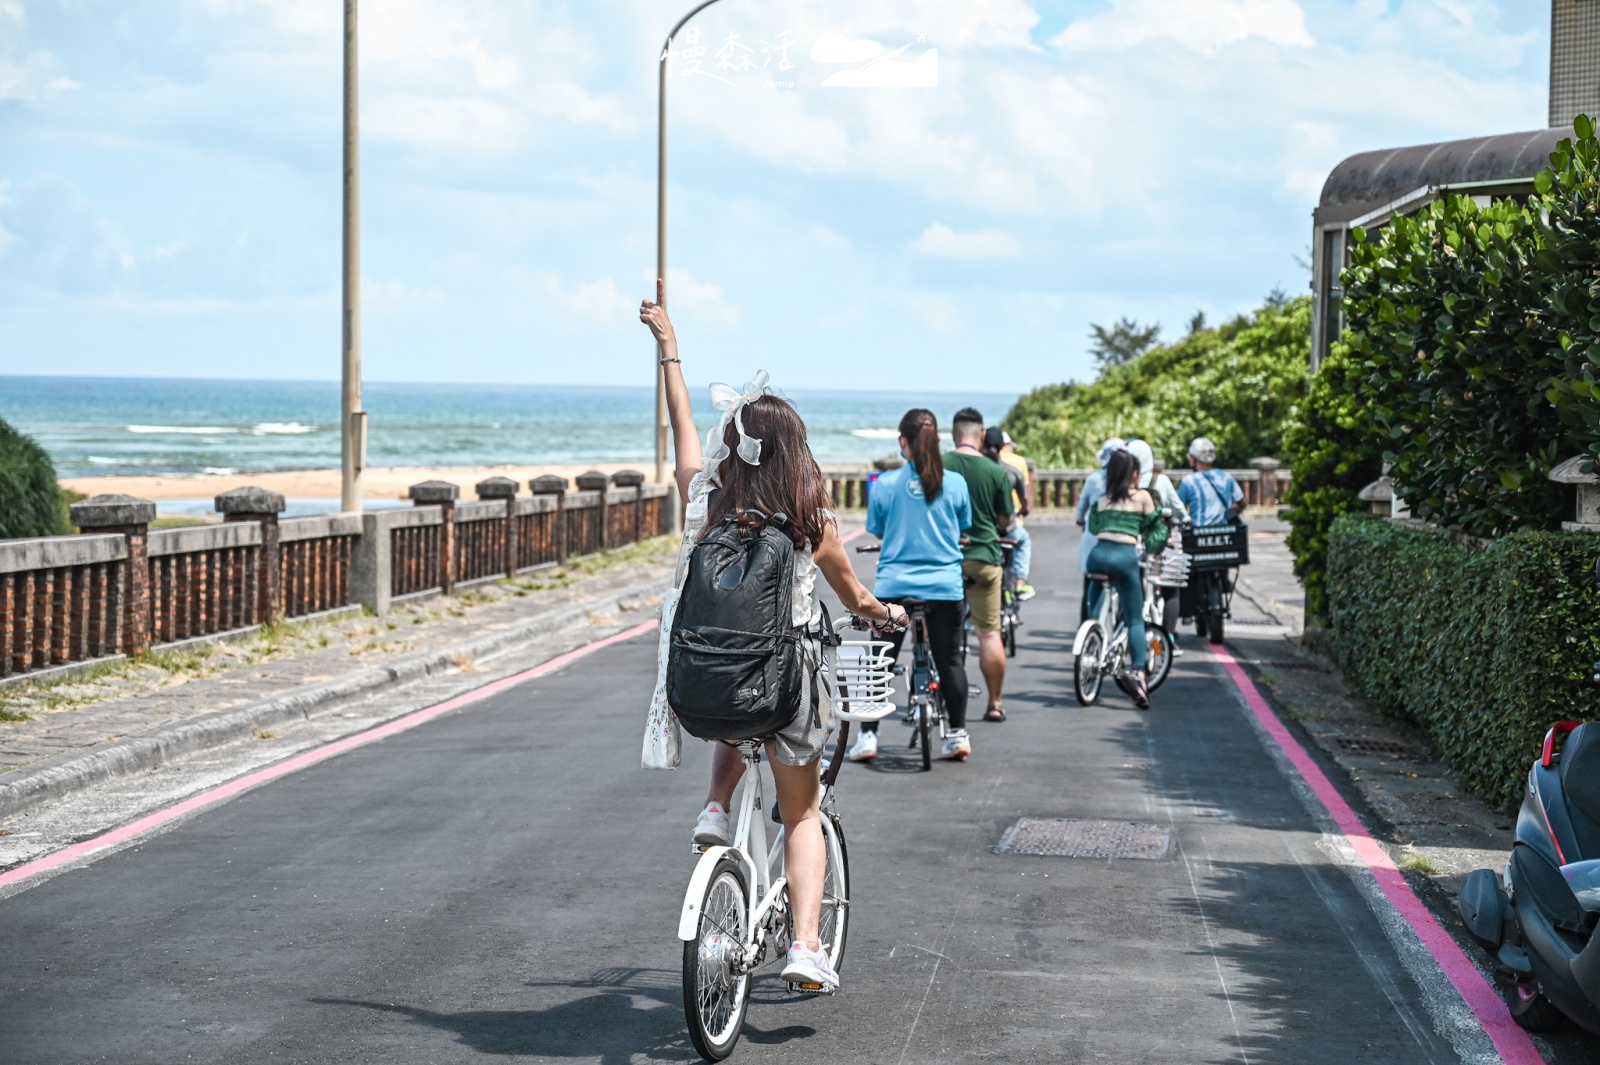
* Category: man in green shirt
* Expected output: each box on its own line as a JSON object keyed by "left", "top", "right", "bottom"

{"left": 944, "top": 407, "right": 1016, "bottom": 723}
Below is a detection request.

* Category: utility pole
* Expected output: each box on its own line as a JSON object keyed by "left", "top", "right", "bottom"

{"left": 656, "top": 0, "right": 727, "bottom": 486}
{"left": 341, "top": 0, "right": 367, "bottom": 515}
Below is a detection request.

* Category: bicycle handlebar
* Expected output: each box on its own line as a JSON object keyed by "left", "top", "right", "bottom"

{"left": 854, "top": 543, "right": 880, "bottom": 553}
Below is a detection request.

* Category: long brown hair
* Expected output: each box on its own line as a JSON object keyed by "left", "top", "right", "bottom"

{"left": 701, "top": 395, "right": 831, "bottom": 551}
{"left": 899, "top": 408, "right": 944, "bottom": 501}
{"left": 1105, "top": 449, "right": 1139, "bottom": 503}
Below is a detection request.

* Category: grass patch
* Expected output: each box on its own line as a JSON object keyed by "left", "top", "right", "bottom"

{"left": 0, "top": 708, "right": 32, "bottom": 722}
{"left": 1399, "top": 852, "right": 1443, "bottom": 876}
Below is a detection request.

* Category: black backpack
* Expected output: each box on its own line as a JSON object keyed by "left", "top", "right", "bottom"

{"left": 668, "top": 510, "right": 809, "bottom": 741}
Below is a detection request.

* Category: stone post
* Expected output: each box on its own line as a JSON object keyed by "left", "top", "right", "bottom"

{"left": 612, "top": 469, "right": 645, "bottom": 547}
{"left": 476, "top": 476, "right": 520, "bottom": 577}
{"left": 352, "top": 511, "right": 392, "bottom": 616}
{"left": 70, "top": 494, "right": 156, "bottom": 657}
{"left": 410, "top": 480, "right": 460, "bottom": 595}
{"left": 215, "top": 486, "right": 287, "bottom": 623}
{"left": 531, "top": 475, "right": 569, "bottom": 564}
{"left": 576, "top": 470, "right": 609, "bottom": 552}
{"left": 1248, "top": 457, "right": 1282, "bottom": 507}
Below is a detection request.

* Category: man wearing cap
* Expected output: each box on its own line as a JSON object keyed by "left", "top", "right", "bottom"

{"left": 1075, "top": 437, "right": 1124, "bottom": 622}
{"left": 1178, "top": 436, "right": 1243, "bottom": 528}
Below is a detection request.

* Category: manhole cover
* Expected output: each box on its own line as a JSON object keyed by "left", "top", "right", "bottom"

{"left": 1334, "top": 736, "right": 1416, "bottom": 757}
{"left": 994, "top": 818, "right": 1171, "bottom": 860}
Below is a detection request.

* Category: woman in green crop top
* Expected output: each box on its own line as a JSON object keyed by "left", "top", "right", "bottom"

{"left": 1086, "top": 449, "right": 1155, "bottom": 708}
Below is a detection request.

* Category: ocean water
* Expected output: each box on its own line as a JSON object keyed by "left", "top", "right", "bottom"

{"left": 1, "top": 376, "right": 1022, "bottom": 479}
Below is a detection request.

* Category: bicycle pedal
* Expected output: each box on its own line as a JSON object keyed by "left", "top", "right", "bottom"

{"left": 691, "top": 843, "right": 712, "bottom": 855}
{"left": 787, "top": 981, "right": 836, "bottom": 995}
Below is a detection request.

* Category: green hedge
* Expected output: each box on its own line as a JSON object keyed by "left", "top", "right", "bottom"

{"left": 1327, "top": 513, "right": 1600, "bottom": 808}
{"left": 0, "top": 417, "right": 69, "bottom": 540}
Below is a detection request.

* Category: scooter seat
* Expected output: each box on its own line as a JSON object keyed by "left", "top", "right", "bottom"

{"left": 1561, "top": 723, "right": 1600, "bottom": 854}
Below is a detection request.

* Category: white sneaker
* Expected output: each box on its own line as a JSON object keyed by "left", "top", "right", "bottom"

{"left": 693, "top": 802, "right": 730, "bottom": 847}
{"left": 941, "top": 729, "right": 972, "bottom": 761}
{"left": 845, "top": 729, "right": 878, "bottom": 762}
{"left": 781, "top": 941, "right": 840, "bottom": 991}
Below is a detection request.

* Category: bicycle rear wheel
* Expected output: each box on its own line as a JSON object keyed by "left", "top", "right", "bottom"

{"left": 819, "top": 814, "right": 850, "bottom": 973}
{"left": 1074, "top": 627, "right": 1105, "bottom": 706}
{"left": 918, "top": 696, "right": 935, "bottom": 771}
{"left": 683, "top": 857, "right": 751, "bottom": 1061}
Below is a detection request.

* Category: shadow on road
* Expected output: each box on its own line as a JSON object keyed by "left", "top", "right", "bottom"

{"left": 314, "top": 966, "right": 818, "bottom": 1063}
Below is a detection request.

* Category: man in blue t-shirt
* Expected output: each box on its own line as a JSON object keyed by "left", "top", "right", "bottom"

{"left": 1177, "top": 436, "right": 1243, "bottom": 527}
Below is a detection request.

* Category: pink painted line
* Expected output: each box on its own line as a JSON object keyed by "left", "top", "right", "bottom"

{"left": 840, "top": 525, "right": 867, "bottom": 545}
{"left": 1213, "top": 646, "right": 1543, "bottom": 1064}
{"left": 0, "top": 619, "right": 660, "bottom": 892}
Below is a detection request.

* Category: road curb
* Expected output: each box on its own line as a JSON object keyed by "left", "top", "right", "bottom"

{"left": 0, "top": 579, "right": 665, "bottom": 823}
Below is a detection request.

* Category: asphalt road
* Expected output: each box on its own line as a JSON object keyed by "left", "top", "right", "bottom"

{"left": 0, "top": 524, "right": 1559, "bottom": 1063}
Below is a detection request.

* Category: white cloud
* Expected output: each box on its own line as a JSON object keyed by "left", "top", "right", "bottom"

{"left": 822, "top": 49, "right": 939, "bottom": 88}
{"left": 811, "top": 33, "right": 886, "bottom": 65}
{"left": 545, "top": 275, "right": 632, "bottom": 323}
{"left": 1055, "top": 0, "right": 1315, "bottom": 55}
{"left": 911, "top": 223, "right": 1020, "bottom": 259}
{"left": 666, "top": 269, "right": 741, "bottom": 325}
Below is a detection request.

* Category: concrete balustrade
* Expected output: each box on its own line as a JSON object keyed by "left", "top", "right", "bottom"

{"left": 1, "top": 476, "right": 677, "bottom": 683}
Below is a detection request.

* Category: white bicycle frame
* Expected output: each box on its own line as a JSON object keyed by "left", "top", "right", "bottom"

{"left": 677, "top": 741, "right": 790, "bottom": 972}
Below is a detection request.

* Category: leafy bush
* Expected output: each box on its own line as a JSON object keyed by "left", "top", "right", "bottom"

{"left": 1327, "top": 514, "right": 1600, "bottom": 809}
{"left": 1004, "top": 297, "right": 1311, "bottom": 469}
{"left": 1341, "top": 194, "right": 1566, "bottom": 535}
{"left": 1282, "top": 341, "right": 1384, "bottom": 622}
{"left": 1536, "top": 115, "right": 1600, "bottom": 469}
{"left": 0, "top": 417, "right": 69, "bottom": 540}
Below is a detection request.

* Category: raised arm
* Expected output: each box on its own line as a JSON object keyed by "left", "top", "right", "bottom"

{"left": 640, "top": 278, "right": 700, "bottom": 501}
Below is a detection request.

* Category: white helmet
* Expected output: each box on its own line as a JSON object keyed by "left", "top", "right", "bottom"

{"left": 1125, "top": 439, "right": 1155, "bottom": 490}
{"left": 1187, "top": 437, "right": 1218, "bottom": 464}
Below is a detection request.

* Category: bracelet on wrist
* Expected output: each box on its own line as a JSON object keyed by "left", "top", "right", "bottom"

{"left": 659, "top": 357, "right": 680, "bottom": 365}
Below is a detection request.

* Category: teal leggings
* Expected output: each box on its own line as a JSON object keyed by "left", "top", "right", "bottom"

{"left": 1085, "top": 540, "right": 1146, "bottom": 671}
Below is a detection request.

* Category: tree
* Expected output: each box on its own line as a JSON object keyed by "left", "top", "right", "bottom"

{"left": 1088, "top": 317, "right": 1161, "bottom": 371}
{"left": 0, "top": 418, "right": 70, "bottom": 539}
{"left": 1187, "top": 310, "right": 1207, "bottom": 336}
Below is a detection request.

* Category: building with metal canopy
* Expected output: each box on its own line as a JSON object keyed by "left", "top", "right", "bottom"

{"left": 1310, "top": 0, "right": 1600, "bottom": 371}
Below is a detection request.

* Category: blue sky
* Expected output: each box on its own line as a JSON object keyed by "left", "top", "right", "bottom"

{"left": 0, "top": 0, "right": 1550, "bottom": 391}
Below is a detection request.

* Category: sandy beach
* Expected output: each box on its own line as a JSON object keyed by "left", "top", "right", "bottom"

{"left": 61, "top": 464, "right": 649, "bottom": 503}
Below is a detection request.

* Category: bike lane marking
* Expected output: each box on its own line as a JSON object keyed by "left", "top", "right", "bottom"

{"left": 0, "top": 619, "right": 661, "bottom": 893}
{"left": 1213, "top": 646, "right": 1543, "bottom": 1065}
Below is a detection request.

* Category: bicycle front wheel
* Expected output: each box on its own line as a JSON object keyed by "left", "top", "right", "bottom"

{"left": 819, "top": 814, "right": 850, "bottom": 973}
{"left": 683, "top": 856, "right": 751, "bottom": 1062}
{"left": 1146, "top": 625, "right": 1175, "bottom": 692}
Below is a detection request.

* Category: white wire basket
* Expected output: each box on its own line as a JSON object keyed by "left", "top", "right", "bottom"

{"left": 831, "top": 635, "right": 898, "bottom": 722}
{"left": 1149, "top": 547, "right": 1192, "bottom": 589}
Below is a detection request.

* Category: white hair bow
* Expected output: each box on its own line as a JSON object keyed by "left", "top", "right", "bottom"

{"left": 703, "top": 370, "right": 772, "bottom": 486}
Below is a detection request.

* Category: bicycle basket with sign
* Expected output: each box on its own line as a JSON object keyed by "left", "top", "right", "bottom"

{"left": 1180, "top": 523, "right": 1250, "bottom": 571}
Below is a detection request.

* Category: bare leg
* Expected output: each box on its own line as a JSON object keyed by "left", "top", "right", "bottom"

{"left": 978, "top": 629, "right": 1006, "bottom": 707}
{"left": 706, "top": 742, "right": 745, "bottom": 809}
{"left": 767, "top": 744, "right": 824, "bottom": 952}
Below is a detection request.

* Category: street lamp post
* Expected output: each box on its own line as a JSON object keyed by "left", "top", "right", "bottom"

{"left": 655, "top": 0, "right": 727, "bottom": 487}
{"left": 341, "top": 0, "right": 367, "bottom": 515}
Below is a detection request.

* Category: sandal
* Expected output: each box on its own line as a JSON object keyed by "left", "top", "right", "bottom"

{"left": 983, "top": 703, "right": 1006, "bottom": 722}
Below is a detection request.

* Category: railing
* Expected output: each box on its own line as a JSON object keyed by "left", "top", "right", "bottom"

{"left": 2, "top": 535, "right": 127, "bottom": 678}
{"left": 822, "top": 461, "right": 1292, "bottom": 511}
{"left": 0, "top": 472, "right": 677, "bottom": 681}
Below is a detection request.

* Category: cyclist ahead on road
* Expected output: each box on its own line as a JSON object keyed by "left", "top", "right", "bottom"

{"left": 982, "top": 427, "right": 1036, "bottom": 602}
{"left": 1086, "top": 448, "right": 1157, "bottom": 709}
{"left": 1075, "top": 437, "right": 1125, "bottom": 622}
{"left": 944, "top": 408, "right": 1016, "bottom": 723}
{"left": 846, "top": 408, "right": 973, "bottom": 763}
{"left": 1178, "top": 436, "right": 1243, "bottom": 527}
{"left": 1125, "top": 438, "right": 1190, "bottom": 655}
{"left": 639, "top": 281, "right": 907, "bottom": 991}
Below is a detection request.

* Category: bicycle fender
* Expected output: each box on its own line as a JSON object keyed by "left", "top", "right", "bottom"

{"left": 1071, "top": 620, "right": 1102, "bottom": 657}
{"left": 678, "top": 845, "right": 736, "bottom": 941}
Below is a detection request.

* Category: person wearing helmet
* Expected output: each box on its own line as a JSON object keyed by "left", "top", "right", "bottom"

{"left": 1178, "top": 437, "right": 1243, "bottom": 527}
{"left": 1075, "top": 437, "right": 1125, "bottom": 622}
{"left": 1125, "top": 439, "right": 1190, "bottom": 654}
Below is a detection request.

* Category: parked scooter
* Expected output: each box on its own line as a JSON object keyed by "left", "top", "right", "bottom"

{"left": 1458, "top": 562, "right": 1600, "bottom": 1032}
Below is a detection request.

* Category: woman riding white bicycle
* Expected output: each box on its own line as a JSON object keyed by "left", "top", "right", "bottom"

{"left": 1085, "top": 448, "right": 1157, "bottom": 709}
{"left": 640, "top": 282, "right": 908, "bottom": 992}
{"left": 845, "top": 408, "right": 974, "bottom": 763}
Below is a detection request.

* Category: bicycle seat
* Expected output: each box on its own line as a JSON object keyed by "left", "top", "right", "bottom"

{"left": 896, "top": 598, "right": 935, "bottom": 612}
{"left": 998, "top": 537, "right": 1019, "bottom": 548}
{"left": 1086, "top": 572, "right": 1112, "bottom": 583}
